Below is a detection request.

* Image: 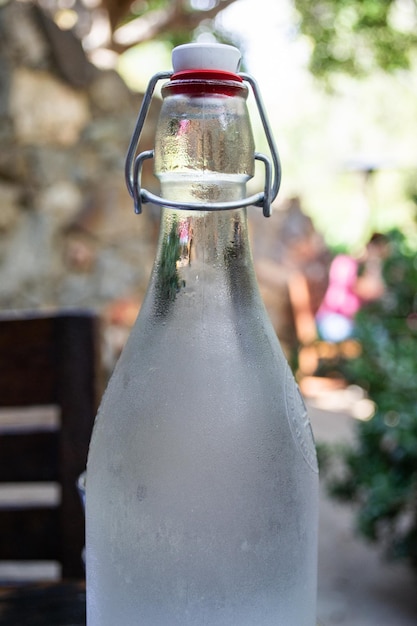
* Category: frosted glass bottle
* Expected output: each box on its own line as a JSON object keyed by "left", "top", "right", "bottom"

{"left": 86, "top": 43, "right": 318, "bottom": 626}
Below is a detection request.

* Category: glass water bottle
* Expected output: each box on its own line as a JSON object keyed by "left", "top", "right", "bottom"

{"left": 86, "top": 43, "right": 318, "bottom": 626}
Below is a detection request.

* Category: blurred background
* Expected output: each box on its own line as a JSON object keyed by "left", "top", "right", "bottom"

{"left": 1, "top": 0, "right": 417, "bottom": 624}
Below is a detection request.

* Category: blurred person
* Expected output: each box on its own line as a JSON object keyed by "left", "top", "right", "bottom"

{"left": 315, "top": 234, "right": 387, "bottom": 343}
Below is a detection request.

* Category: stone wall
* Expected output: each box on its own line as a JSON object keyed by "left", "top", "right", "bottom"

{"left": 0, "top": 0, "right": 160, "bottom": 315}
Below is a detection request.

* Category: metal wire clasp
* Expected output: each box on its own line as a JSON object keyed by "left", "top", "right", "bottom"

{"left": 125, "top": 71, "right": 281, "bottom": 218}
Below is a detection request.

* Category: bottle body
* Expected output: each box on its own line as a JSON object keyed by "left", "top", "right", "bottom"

{"left": 86, "top": 70, "right": 318, "bottom": 626}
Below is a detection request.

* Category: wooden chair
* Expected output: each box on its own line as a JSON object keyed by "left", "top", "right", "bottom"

{"left": 0, "top": 311, "right": 100, "bottom": 580}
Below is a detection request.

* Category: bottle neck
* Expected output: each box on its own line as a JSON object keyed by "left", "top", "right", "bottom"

{"left": 144, "top": 207, "right": 259, "bottom": 319}
{"left": 148, "top": 79, "right": 258, "bottom": 318}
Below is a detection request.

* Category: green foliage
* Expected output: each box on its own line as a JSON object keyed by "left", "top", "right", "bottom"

{"left": 294, "top": 0, "right": 417, "bottom": 77}
{"left": 324, "top": 229, "right": 417, "bottom": 567}
{"left": 156, "top": 217, "right": 185, "bottom": 311}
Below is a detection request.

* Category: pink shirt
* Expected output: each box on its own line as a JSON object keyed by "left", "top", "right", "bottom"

{"left": 317, "top": 255, "right": 361, "bottom": 319}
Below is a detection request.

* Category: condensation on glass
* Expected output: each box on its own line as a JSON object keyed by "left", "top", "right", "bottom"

{"left": 86, "top": 45, "right": 318, "bottom": 626}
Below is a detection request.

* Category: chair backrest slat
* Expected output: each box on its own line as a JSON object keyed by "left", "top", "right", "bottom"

{"left": 0, "top": 311, "right": 100, "bottom": 579}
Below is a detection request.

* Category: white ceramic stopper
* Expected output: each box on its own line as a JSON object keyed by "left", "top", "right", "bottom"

{"left": 172, "top": 43, "right": 242, "bottom": 74}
